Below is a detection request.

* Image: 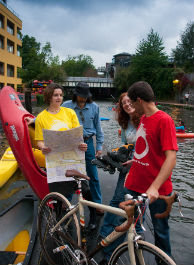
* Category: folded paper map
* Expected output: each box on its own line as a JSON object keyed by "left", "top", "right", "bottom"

{"left": 43, "top": 126, "right": 86, "bottom": 183}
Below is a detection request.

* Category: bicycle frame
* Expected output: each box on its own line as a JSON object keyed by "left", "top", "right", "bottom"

{"left": 50, "top": 179, "right": 142, "bottom": 264}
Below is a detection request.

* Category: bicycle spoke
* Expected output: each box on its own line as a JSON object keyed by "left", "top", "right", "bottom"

{"left": 38, "top": 192, "right": 80, "bottom": 265}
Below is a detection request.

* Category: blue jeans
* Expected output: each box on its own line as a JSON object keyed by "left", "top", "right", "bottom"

{"left": 101, "top": 185, "right": 171, "bottom": 260}
{"left": 125, "top": 189, "right": 171, "bottom": 256}
{"left": 100, "top": 172, "right": 127, "bottom": 260}
{"left": 85, "top": 137, "right": 102, "bottom": 204}
{"left": 149, "top": 196, "right": 171, "bottom": 256}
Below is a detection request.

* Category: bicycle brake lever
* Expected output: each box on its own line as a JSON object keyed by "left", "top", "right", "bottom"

{"left": 137, "top": 206, "right": 146, "bottom": 231}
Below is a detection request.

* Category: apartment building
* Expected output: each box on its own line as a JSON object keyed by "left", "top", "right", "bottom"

{"left": 0, "top": 0, "right": 22, "bottom": 90}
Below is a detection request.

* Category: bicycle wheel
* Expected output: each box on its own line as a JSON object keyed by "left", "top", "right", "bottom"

{"left": 109, "top": 240, "right": 176, "bottom": 265}
{"left": 38, "top": 192, "right": 81, "bottom": 265}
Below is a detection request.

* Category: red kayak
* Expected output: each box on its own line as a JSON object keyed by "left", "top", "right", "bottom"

{"left": 176, "top": 132, "right": 194, "bottom": 138}
{"left": 0, "top": 86, "right": 49, "bottom": 199}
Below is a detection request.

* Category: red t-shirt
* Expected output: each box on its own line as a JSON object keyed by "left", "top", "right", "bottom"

{"left": 125, "top": 110, "right": 178, "bottom": 195}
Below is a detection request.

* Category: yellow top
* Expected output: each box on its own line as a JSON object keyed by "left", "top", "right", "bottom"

{"left": 35, "top": 107, "right": 80, "bottom": 141}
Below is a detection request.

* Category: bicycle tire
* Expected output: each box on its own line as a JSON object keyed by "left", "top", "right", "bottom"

{"left": 109, "top": 240, "right": 176, "bottom": 265}
{"left": 38, "top": 192, "right": 80, "bottom": 265}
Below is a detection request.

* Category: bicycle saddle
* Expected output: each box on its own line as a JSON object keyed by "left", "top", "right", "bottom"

{"left": 65, "top": 169, "right": 90, "bottom": 180}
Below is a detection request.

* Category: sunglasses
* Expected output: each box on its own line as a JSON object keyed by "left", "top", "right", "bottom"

{"left": 80, "top": 111, "right": 84, "bottom": 122}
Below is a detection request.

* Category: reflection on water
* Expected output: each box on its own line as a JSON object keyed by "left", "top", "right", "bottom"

{"left": 0, "top": 101, "right": 194, "bottom": 264}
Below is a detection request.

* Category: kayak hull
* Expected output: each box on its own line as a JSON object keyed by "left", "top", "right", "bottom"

{"left": 100, "top": 117, "right": 110, "bottom": 121}
{"left": 0, "top": 195, "right": 38, "bottom": 265}
{"left": 0, "top": 147, "right": 18, "bottom": 188}
{"left": 176, "top": 133, "right": 194, "bottom": 138}
{"left": 0, "top": 86, "right": 49, "bottom": 199}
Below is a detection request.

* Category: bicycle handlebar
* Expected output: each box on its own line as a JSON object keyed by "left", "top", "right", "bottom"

{"left": 115, "top": 192, "right": 179, "bottom": 233}
{"left": 155, "top": 192, "right": 178, "bottom": 218}
{"left": 115, "top": 200, "right": 135, "bottom": 232}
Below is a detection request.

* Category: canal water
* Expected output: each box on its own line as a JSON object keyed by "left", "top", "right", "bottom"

{"left": 0, "top": 101, "right": 194, "bottom": 265}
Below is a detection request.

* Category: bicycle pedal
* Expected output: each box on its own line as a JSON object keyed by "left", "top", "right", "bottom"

{"left": 109, "top": 169, "right": 115, "bottom": 174}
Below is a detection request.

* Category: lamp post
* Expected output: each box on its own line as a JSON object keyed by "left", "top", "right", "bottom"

{"left": 173, "top": 79, "right": 181, "bottom": 103}
{"left": 173, "top": 79, "right": 179, "bottom": 85}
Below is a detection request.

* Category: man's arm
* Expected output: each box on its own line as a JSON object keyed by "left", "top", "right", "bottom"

{"left": 94, "top": 105, "right": 104, "bottom": 154}
{"left": 146, "top": 150, "right": 177, "bottom": 203}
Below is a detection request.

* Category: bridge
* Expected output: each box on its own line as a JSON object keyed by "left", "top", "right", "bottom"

{"left": 62, "top": 76, "right": 114, "bottom": 99}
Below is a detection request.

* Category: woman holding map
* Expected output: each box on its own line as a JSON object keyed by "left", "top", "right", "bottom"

{"left": 35, "top": 83, "right": 97, "bottom": 230}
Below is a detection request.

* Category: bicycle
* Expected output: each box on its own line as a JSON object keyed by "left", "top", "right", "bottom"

{"left": 38, "top": 169, "right": 180, "bottom": 265}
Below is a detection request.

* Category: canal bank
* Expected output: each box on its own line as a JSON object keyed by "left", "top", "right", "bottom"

{"left": 158, "top": 101, "right": 194, "bottom": 110}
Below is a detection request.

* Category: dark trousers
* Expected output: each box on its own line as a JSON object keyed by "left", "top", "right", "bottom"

{"left": 49, "top": 180, "right": 96, "bottom": 222}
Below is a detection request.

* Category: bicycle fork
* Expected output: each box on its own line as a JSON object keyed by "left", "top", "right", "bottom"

{"left": 127, "top": 226, "right": 145, "bottom": 265}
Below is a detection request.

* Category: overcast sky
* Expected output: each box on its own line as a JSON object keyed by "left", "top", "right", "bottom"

{"left": 9, "top": 0, "right": 193, "bottom": 68}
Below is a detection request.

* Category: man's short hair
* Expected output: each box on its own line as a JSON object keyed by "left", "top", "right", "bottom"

{"left": 128, "top": 81, "right": 154, "bottom": 102}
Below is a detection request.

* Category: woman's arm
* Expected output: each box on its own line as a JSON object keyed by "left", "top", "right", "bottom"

{"left": 37, "top": 140, "right": 51, "bottom": 154}
{"left": 25, "top": 117, "right": 35, "bottom": 125}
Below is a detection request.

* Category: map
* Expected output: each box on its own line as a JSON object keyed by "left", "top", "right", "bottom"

{"left": 43, "top": 126, "right": 86, "bottom": 183}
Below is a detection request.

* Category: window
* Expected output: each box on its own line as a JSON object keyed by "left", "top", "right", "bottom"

{"left": 7, "top": 20, "right": 14, "bottom": 35}
{"left": 0, "top": 14, "right": 4, "bottom": 29}
{"left": 7, "top": 39, "right": 14, "bottom": 54}
{"left": 0, "top": 62, "right": 4, "bottom": 75}
{"left": 7, "top": 83, "right": 15, "bottom": 89}
{"left": 17, "top": 27, "right": 22, "bottom": 40}
{"left": 7, "top": 64, "right": 14, "bottom": 77}
{"left": 0, "top": 83, "right": 5, "bottom": 89}
{"left": 0, "top": 35, "right": 4, "bottom": 49}
{"left": 17, "top": 45, "right": 21, "bottom": 56}
{"left": 17, "top": 84, "right": 22, "bottom": 92}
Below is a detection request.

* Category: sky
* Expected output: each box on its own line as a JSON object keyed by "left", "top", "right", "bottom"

{"left": 9, "top": 0, "right": 193, "bottom": 68}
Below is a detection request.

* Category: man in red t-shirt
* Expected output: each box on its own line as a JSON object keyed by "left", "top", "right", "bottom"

{"left": 124, "top": 81, "right": 178, "bottom": 257}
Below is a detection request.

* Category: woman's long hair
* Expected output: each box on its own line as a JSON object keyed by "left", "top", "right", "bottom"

{"left": 116, "top": 92, "right": 142, "bottom": 129}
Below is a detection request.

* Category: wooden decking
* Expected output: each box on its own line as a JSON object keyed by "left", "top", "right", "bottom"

{"left": 158, "top": 101, "right": 194, "bottom": 110}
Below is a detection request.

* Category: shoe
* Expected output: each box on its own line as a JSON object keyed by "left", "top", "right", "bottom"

{"left": 99, "top": 259, "right": 108, "bottom": 265}
{"left": 96, "top": 209, "right": 105, "bottom": 216}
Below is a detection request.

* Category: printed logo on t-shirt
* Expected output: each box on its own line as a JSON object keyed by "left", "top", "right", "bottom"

{"left": 134, "top": 123, "right": 149, "bottom": 161}
{"left": 50, "top": 119, "right": 70, "bottom": 131}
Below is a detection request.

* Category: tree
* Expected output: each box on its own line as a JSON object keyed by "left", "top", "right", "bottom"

{"left": 114, "top": 68, "right": 131, "bottom": 95}
{"left": 20, "top": 35, "right": 42, "bottom": 85}
{"left": 131, "top": 29, "right": 169, "bottom": 85}
{"left": 37, "top": 56, "right": 66, "bottom": 83}
{"left": 172, "top": 22, "right": 194, "bottom": 72}
{"left": 62, "top": 54, "right": 95, "bottom": 76}
{"left": 20, "top": 35, "right": 66, "bottom": 86}
{"left": 115, "top": 29, "right": 174, "bottom": 98}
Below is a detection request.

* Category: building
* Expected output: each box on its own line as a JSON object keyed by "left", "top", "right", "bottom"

{"left": 113, "top": 52, "right": 132, "bottom": 68}
{"left": 0, "top": 0, "right": 22, "bottom": 90}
